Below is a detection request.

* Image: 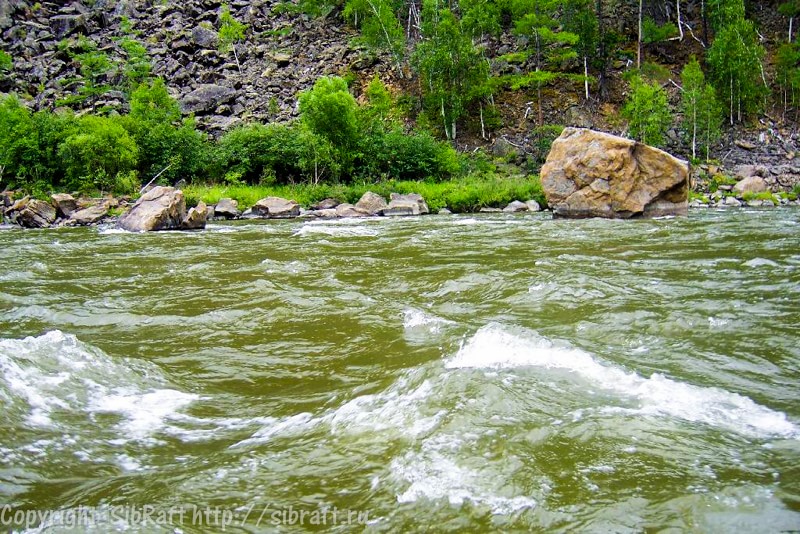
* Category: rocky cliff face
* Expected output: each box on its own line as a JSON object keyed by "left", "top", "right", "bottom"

{"left": 0, "top": 0, "right": 377, "bottom": 133}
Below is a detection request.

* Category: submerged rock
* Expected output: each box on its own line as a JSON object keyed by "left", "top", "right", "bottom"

{"left": 540, "top": 128, "right": 689, "bottom": 219}
{"left": 117, "top": 186, "right": 186, "bottom": 232}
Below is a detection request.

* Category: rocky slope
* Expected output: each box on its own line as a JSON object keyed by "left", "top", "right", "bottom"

{"left": 0, "top": 0, "right": 798, "bottom": 187}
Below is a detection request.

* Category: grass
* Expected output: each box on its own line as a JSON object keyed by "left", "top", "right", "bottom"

{"left": 182, "top": 174, "right": 546, "bottom": 213}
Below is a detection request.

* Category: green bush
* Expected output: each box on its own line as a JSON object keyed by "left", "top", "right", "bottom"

{"left": 299, "top": 76, "right": 359, "bottom": 150}
{"left": 217, "top": 122, "right": 338, "bottom": 185}
{"left": 58, "top": 115, "right": 138, "bottom": 193}
{"left": 0, "top": 50, "right": 12, "bottom": 73}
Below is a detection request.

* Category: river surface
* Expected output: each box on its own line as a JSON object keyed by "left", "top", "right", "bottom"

{"left": 0, "top": 209, "right": 799, "bottom": 532}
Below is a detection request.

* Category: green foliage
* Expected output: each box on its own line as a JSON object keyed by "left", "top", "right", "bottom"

{"left": 58, "top": 115, "right": 138, "bottom": 193}
{"left": 776, "top": 42, "right": 800, "bottom": 112}
{"left": 124, "top": 78, "right": 208, "bottom": 184}
{"left": 118, "top": 36, "right": 151, "bottom": 92}
{"left": 413, "top": 4, "right": 490, "bottom": 140}
{"left": 642, "top": 17, "right": 678, "bottom": 43}
{"left": 529, "top": 124, "right": 564, "bottom": 166}
{"left": 299, "top": 76, "right": 360, "bottom": 150}
{"left": 344, "top": 0, "right": 405, "bottom": 71}
{"left": 460, "top": 0, "right": 503, "bottom": 39}
{"left": 217, "top": 123, "right": 337, "bottom": 185}
{"left": 639, "top": 61, "right": 671, "bottom": 84}
{"left": 0, "top": 50, "right": 12, "bottom": 73}
{"left": 742, "top": 191, "right": 779, "bottom": 203}
{"left": 707, "top": 18, "right": 767, "bottom": 124}
{"left": 218, "top": 4, "right": 246, "bottom": 53}
{"left": 708, "top": 0, "right": 745, "bottom": 31}
{"left": 680, "top": 56, "right": 723, "bottom": 161}
{"left": 622, "top": 75, "right": 671, "bottom": 147}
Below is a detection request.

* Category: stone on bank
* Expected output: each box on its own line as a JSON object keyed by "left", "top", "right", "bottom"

{"left": 117, "top": 186, "right": 205, "bottom": 232}
{"left": 541, "top": 128, "right": 689, "bottom": 219}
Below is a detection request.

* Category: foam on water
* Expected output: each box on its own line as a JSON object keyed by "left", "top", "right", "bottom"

{"left": 0, "top": 331, "right": 199, "bottom": 446}
{"left": 402, "top": 308, "right": 453, "bottom": 333}
{"left": 294, "top": 223, "right": 379, "bottom": 237}
{"left": 446, "top": 324, "right": 799, "bottom": 439}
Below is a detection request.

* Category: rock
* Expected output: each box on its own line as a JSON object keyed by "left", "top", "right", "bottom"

{"left": 722, "top": 196, "right": 742, "bottom": 207}
{"left": 15, "top": 199, "right": 56, "bottom": 228}
{"left": 491, "top": 137, "right": 519, "bottom": 158}
{"left": 252, "top": 196, "right": 300, "bottom": 218}
{"left": 733, "top": 164, "right": 766, "bottom": 179}
{"left": 312, "top": 198, "right": 340, "bottom": 210}
{"left": 382, "top": 204, "right": 416, "bottom": 216}
{"left": 502, "top": 200, "right": 528, "bottom": 213}
{"left": 335, "top": 203, "right": 371, "bottom": 217}
{"left": 733, "top": 176, "right": 767, "bottom": 196}
{"left": 49, "top": 14, "right": 87, "bottom": 38}
{"left": 214, "top": 198, "right": 240, "bottom": 219}
{"left": 735, "top": 139, "right": 757, "bottom": 150}
{"left": 51, "top": 193, "right": 78, "bottom": 218}
{"left": 181, "top": 201, "right": 207, "bottom": 229}
{"left": 389, "top": 193, "right": 429, "bottom": 214}
{"left": 355, "top": 191, "right": 387, "bottom": 215}
{"left": 69, "top": 204, "right": 108, "bottom": 225}
{"left": 117, "top": 186, "right": 186, "bottom": 232}
{"left": 312, "top": 208, "right": 339, "bottom": 218}
{"left": 525, "top": 200, "right": 542, "bottom": 212}
{"left": 191, "top": 26, "right": 218, "bottom": 49}
{"left": 438, "top": 208, "right": 453, "bottom": 215}
{"left": 479, "top": 207, "right": 502, "bottom": 213}
{"left": 181, "top": 84, "right": 236, "bottom": 113}
{"left": 540, "top": 128, "right": 688, "bottom": 219}
{"left": 746, "top": 199, "right": 764, "bottom": 207}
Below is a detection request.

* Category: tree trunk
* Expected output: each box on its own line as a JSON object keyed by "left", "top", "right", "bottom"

{"left": 596, "top": 0, "right": 607, "bottom": 99}
{"left": 584, "top": 56, "right": 590, "bottom": 100}
{"left": 790, "top": 16, "right": 794, "bottom": 43}
{"left": 701, "top": 0, "right": 708, "bottom": 46}
{"left": 637, "top": 0, "right": 643, "bottom": 69}
{"left": 692, "top": 103, "right": 697, "bottom": 160}
{"left": 676, "top": 0, "right": 684, "bottom": 41}
{"left": 480, "top": 103, "right": 486, "bottom": 140}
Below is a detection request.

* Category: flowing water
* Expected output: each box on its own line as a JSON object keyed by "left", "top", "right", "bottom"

{"left": 0, "top": 209, "right": 799, "bottom": 532}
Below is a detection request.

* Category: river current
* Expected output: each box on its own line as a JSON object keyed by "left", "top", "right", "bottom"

{"left": 0, "top": 209, "right": 799, "bottom": 532}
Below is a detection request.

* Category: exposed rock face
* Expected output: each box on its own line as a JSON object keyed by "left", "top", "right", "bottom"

{"left": 541, "top": 128, "right": 689, "bottom": 219}
{"left": 117, "top": 186, "right": 186, "bottom": 232}
{"left": 214, "top": 198, "right": 240, "bottom": 219}
{"left": 733, "top": 176, "right": 767, "bottom": 195}
{"left": 70, "top": 204, "right": 108, "bottom": 225}
{"left": 355, "top": 191, "right": 388, "bottom": 215}
{"left": 181, "top": 201, "right": 207, "bottom": 229}
{"left": 51, "top": 193, "right": 78, "bottom": 218}
{"left": 252, "top": 196, "right": 300, "bottom": 218}
{"left": 12, "top": 198, "right": 57, "bottom": 228}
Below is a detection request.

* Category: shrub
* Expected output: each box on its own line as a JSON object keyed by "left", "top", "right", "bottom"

{"left": 622, "top": 75, "right": 671, "bottom": 146}
{"left": 58, "top": 115, "right": 138, "bottom": 193}
{"left": 298, "top": 76, "right": 360, "bottom": 150}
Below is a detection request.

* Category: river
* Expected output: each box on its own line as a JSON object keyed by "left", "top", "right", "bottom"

{"left": 1, "top": 209, "right": 799, "bottom": 532}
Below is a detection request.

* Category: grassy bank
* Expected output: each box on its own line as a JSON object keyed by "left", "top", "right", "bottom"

{"left": 183, "top": 174, "right": 546, "bottom": 214}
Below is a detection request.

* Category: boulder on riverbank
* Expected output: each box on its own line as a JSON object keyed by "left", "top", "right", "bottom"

{"left": 355, "top": 192, "right": 388, "bottom": 215}
{"left": 214, "top": 198, "right": 240, "bottom": 219}
{"left": 382, "top": 193, "right": 430, "bottom": 216}
{"left": 251, "top": 196, "right": 300, "bottom": 218}
{"left": 117, "top": 186, "right": 203, "bottom": 232}
{"left": 7, "top": 198, "right": 57, "bottom": 228}
{"left": 541, "top": 128, "right": 689, "bottom": 219}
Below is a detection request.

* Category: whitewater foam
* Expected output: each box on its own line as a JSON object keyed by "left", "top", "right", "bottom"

{"left": 446, "top": 324, "right": 799, "bottom": 439}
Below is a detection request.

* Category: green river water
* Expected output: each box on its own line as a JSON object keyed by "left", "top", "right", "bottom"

{"left": 0, "top": 209, "right": 799, "bottom": 533}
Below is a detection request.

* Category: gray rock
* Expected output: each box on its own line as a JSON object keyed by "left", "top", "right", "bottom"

{"left": 181, "top": 84, "right": 236, "bottom": 113}
{"left": 381, "top": 204, "right": 416, "bottom": 217}
{"left": 438, "top": 208, "right": 452, "bottom": 215}
{"left": 117, "top": 186, "right": 186, "bottom": 232}
{"left": 312, "top": 198, "right": 340, "bottom": 210}
{"left": 312, "top": 208, "right": 339, "bottom": 218}
{"left": 181, "top": 201, "right": 207, "bottom": 229}
{"left": 51, "top": 193, "right": 78, "bottom": 218}
{"left": 525, "top": 200, "right": 542, "bottom": 212}
{"left": 733, "top": 176, "right": 767, "bottom": 195}
{"left": 70, "top": 204, "right": 108, "bottom": 225}
{"left": 335, "top": 203, "right": 371, "bottom": 217}
{"left": 355, "top": 191, "right": 387, "bottom": 215}
{"left": 214, "top": 198, "right": 240, "bottom": 219}
{"left": 49, "top": 14, "right": 87, "bottom": 38}
{"left": 479, "top": 207, "right": 502, "bottom": 213}
{"left": 252, "top": 196, "right": 300, "bottom": 218}
{"left": 191, "top": 26, "right": 218, "bottom": 49}
{"left": 389, "top": 193, "right": 429, "bottom": 214}
{"left": 503, "top": 200, "right": 528, "bottom": 213}
{"left": 722, "top": 196, "right": 742, "bottom": 207}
